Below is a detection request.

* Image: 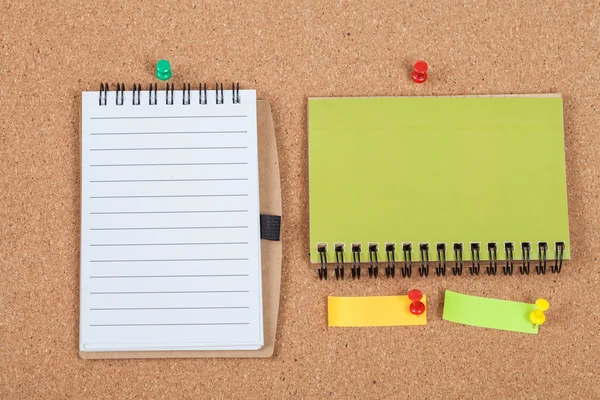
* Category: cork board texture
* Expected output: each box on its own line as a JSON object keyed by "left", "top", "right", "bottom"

{"left": 1, "top": 0, "right": 599, "bottom": 398}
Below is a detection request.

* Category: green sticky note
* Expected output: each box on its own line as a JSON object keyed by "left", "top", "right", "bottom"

{"left": 308, "top": 96, "right": 570, "bottom": 264}
{"left": 442, "top": 290, "right": 538, "bottom": 334}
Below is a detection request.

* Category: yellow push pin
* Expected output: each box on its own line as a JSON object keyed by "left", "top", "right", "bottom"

{"left": 529, "top": 298, "right": 549, "bottom": 329}
{"left": 535, "top": 298, "right": 550, "bottom": 312}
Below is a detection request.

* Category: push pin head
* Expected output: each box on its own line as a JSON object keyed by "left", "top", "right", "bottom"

{"left": 529, "top": 309, "right": 546, "bottom": 326}
{"left": 530, "top": 298, "right": 549, "bottom": 328}
{"left": 412, "top": 61, "right": 428, "bottom": 83}
{"left": 535, "top": 298, "right": 550, "bottom": 312}
{"left": 156, "top": 59, "right": 172, "bottom": 81}
{"left": 408, "top": 289, "right": 425, "bottom": 316}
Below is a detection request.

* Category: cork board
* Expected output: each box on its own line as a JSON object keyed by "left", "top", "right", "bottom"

{"left": 1, "top": 1, "right": 599, "bottom": 398}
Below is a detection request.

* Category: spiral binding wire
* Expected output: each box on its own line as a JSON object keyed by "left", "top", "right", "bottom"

{"left": 182, "top": 83, "right": 191, "bottom": 105}
{"left": 520, "top": 242, "right": 531, "bottom": 275}
{"left": 314, "top": 240, "right": 567, "bottom": 280}
{"left": 335, "top": 244, "right": 344, "bottom": 280}
{"left": 553, "top": 242, "right": 565, "bottom": 273}
{"left": 452, "top": 243, "right": 463, "bottom": 276}
{"left": 487, "top": 243, "right": 497, "bottom": 275}
{"left": 116, "top": 83, "right": 125, "bottom": 105}
{"left": 470, "top": 243, "right": 481, "bottom": 275}
{"left": 318, "top": 244, "right": 327, "bottom": 281}
{"left": 351, "top": 244, "right": 361, "bottom": 279}
{"left": 199, "top": 83, "right": 207, "bottom": 105}
{"left": 99, "top": 82, "right": 108, "bottom": 105}
{"left": 232, "top": 82, "right": 241, "bottom": 104}
{"left": 368, "top": 244, "right": 379, "bottom": 278}
{"left": 166, "top": 83, "right": 174, "bottom": 105}
{"left": 132, "top": 83, "right": 141, "bottom": 105}
{"left": 385, "top": 243, "right": 396, "bottom": 278}
{"left": 402, "top": 244, "right": 412, "bottom": 278}
{"left": 149, "top": 83, "right": 157, "bottom": 105}
{"left": 436, "top": 243, "right": 447, "bottom": 276}
{"left": 216, "top": 82, "right": 224, "bottom": 104}
{"left": 419, "top": 244, "right": 430, "bottom": 277}
{"left": 98, "top": 82, "right": 242, "bottom": 106}
{"left": 537, "top": 242, "right": 547, "bottom": 275}
{"left": 504, "top": 243, "right": 514, "bottom": 275}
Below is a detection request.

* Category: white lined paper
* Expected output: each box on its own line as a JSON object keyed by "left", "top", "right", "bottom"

{"left": 80, "top": 88, "right": 263, "bottom": 351}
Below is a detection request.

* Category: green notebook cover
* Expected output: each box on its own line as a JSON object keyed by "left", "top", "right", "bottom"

{"left": 308, "top": 96, "right": 570, "bottom": 263}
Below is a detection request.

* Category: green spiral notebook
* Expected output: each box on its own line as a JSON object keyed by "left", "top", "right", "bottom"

{"left": 308, "top": 95, "right": 570, "bottom": 279}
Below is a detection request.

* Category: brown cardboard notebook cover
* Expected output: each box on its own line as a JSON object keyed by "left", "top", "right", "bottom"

{"left": 81, "top": 100, "right": 282, "bottom": 359}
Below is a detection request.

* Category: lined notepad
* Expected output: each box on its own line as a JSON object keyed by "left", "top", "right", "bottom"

{"left": 80, "top": 88, "right": 263, "bottom": 351}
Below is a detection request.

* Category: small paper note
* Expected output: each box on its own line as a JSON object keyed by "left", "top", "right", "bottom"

{"left": 328, "top": 295, "right": 427, "bottom": 327}
{"left": 442, "top": 290, "right": 538, "bottom": 334}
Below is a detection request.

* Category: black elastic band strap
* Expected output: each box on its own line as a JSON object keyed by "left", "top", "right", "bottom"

{"left": 260, "top": 214, "right": 281, "bottom": 241}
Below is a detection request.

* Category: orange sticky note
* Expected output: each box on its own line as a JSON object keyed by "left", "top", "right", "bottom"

{"left": 328, "top": 295, "right": 427, "bottom": 327}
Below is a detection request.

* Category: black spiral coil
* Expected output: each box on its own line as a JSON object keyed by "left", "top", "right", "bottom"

{"left": 402, "top": 244, "right": 412, "bottom": 278}
{"left": 487, "top": 243, "right": 498, "bottom": 275}
{"left": 99, "top": 82, "right": 108, "bottom": 105}
{"left": 537, "top": 242, "right": 548, "bottom": 275}
{"left": 436, "top": 243, "right": 447, "bottom": 276}
{"left": 553, "top": 242, "right": 565, "bottom": 273}
{"left": 351, "top": 244, "right": 361, "bottom": 279}
{"left": 470, "top": 243, "right": 481, "bottom": 275}
{"left": 318, "top": 244, "right": 327, "bottom": 281}
{"left": 368, "top": 244, "right": 379, "bottom": 278}
{"left": 199, "top": 83, "right": 208, "bottom": 105}
{"left": 182, "top": 83, "right": 191, "bottom": 105}
{"left": 216, "top": 82, "right": 224, "bottom": 104}
{"left": 385, "top": 244, "right": 396, "bottom": 278}
{"left": 419, "top": 244, "right": 430, "bottom": 277}
{"left": 149, "top": 83, "right": 157, "bottom": 105}
{"left": 116, "top": 83, "right": 125, "bottom": 105}
{"left": 315, "top": 240, "right": 567, "bottom": 280}
{"left": 452, "top": 243, "right": 463, "bottom": 276}
{"left": 504, "top": 243, "right": 514, "bottom": 275}
{"left": 166, "top": 83, "right": 174, "bottom": 105}
{"left": 232, "top": 82, "right": 241, "bottom": 104}
{"left": 520, "top": 243, "right": 531, "bottom": 275}
{"left": 335, "top": 244, "right": 345, "bottom": 280}
{"left": 132, "top": 83, "right": 141, "bottom": 105}
{"left": 98, "top": 82, "right": 241, "bottom": 106}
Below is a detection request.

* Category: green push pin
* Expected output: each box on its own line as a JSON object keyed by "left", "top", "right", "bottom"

{"left": 156, "top": 59, "right": 172, "bottom": 81}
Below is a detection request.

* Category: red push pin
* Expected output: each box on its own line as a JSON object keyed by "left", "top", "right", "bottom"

{"left": 412, "top": 61, "right": 428, "bottom": 83}
{"left": 408, "top": 289, "right": 425, "bottom": 315}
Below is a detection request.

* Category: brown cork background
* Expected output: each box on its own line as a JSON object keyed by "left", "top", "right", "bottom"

{"left": 1, "top": 0, "right": 600, "bottom": 399}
